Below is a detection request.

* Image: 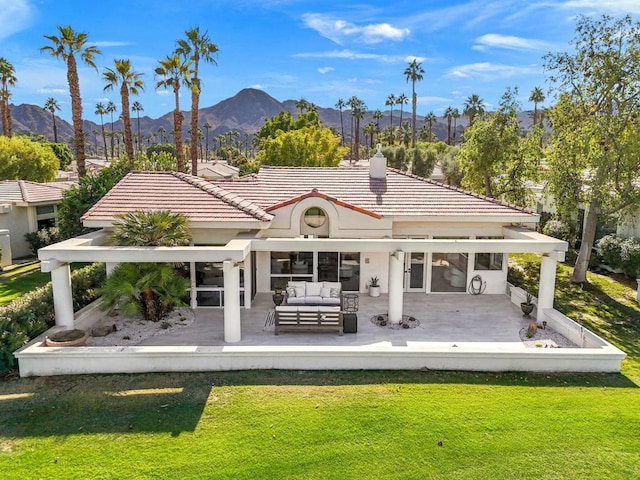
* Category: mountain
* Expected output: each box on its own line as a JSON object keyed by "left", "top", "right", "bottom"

{"left": 8, "top": 88, "right": 540, "bottom": 147}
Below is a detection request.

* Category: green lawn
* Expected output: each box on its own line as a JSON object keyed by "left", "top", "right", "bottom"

{"left": 1, "top": 258, "right": 639, "bottom": 479}
{"left": 0, "top": 261, "right": 51, "bottom": 306}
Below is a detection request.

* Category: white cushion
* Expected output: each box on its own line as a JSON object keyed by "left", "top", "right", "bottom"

{"left": 304, "top": 296, "right": 323, "bottom": 304}
{"left": 276, "top": 305, "right": 298, "bottom": 312}
{"left": 286, "top": 286, "right": 296, "bottom": 297}
{"left": 298, "top": 305, "right": 320, "bottom": 312}
{"left": 323, "top": 281, "right": 342, "bottom": 291}
{"left": 320, "top": 287, "right": 331, "bottom": 298}
{"left": 320, "top": 297, "right": 341, "bottom": 305}
{"left": 294, "top": 287, "right": 305, "bottom": 298}
{"left": 287, "top": 297, "right": 306, "bottom": 305}
{"left": 306, "top": 282, "right": 323, "bottom": 296}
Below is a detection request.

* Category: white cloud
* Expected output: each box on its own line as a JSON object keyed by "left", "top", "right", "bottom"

{"left": 447, "top": 62, "right": 537, "bottom": 80}
{"left": 473, "top": 33, "right": 553, "bottom": 52}
{"left": 36, "top": 87, "right": 68, "bottom": 95}
{"left": 293, "top": 49, "right": 408, "bottom": 63}
{"left": 417, "top": 96, "right": 452, "bottom": 105}
{"left": 93, "top": 41, "right": 133, "bottom": 48}
{"left": 302, "top": 13, "right": 410, "bottom": 44}
{"left": 558, "top": 0, "right": 640, "bottom": 14}
{"left": 0, "top": 0, "right": 35, "bottom": 39}
{"left": 404, "top": 55, "right": 427, "bottom": 63}
{"left": 317, "top": 67, "right": 334, "bottom": 74}
{"left": 156, "top": 90, "right": 174, "bottom": 97}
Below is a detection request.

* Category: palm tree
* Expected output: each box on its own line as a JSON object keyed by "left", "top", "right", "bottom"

{"left": 155, "top": 54, "right": 194, "bottom": 173}
{"left": 443, "top": 106, "right": 454, "bottom": 145}
{"left": 41, "top": 26, "right": 101, "bottom": 177}
{"left": 451, "top": 107, "right": 460, "bottom": 144}
{"left": 463, "top": 94, "right": 485, "bottom": 127}
{"left": 176, "top": 27, "right": 219, "bottom": 176}
{"left": 202, "top": 121, "right": 211, "bottom": 160}
{"left": 404, "top": 59, "right": 424, "bottom": 147}
{"left": 43, "top": 97, "right": 61, "bottom": 142}
{"left": 363, "top": 121, "right": 377, "bottom": 149}
{"left": 396, "top": 93, "right": 408, "bottom": 126}
{"left": 398, "top": 122, "right": 412, "bottom": 147}
{"left": 105, "top": 101, "right": 117, "bottom": 159}
{"left": 295, "top": 98, "right": 310, "bottom": 114}
{"left": 132, "top": 101, "right": 144, "bottom": 154}
{"left": 385, "top": 93, "right": 396, "bottom": 143}
{"left": 158, "top": 126, "right": 166, "bottom": 144}
{"left": 103, "top": 59, "right": 144, "bottom": 164}
{"left": 0, "top": 57, "right": 17, "bottom": 137}
{"left": 100, "top": 211, "right": 192, "bottom": 322}
{"left": 424, "top": 111, "right": 437, "bottom": 142}
{"left": 372, "top": 109, "right": 384, "bottom": 132}
{"left": 529, "top": 86, "right": 545, "bottom": 128}
{"left": 347, "top": 96, "right": 366, "bottom": 164}
{"left": 335, "top": 98, "right": 346, "bottom": 146}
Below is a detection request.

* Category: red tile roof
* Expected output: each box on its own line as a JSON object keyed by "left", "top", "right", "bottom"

{"left": 81, "top": 171, "right": 273, "bottom": 224}
{"left": 0, "top": 180, "right": 73, "bottom": 205}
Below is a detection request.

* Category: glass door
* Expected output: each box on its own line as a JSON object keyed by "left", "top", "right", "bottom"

{"left": 405, "top": 252, "right": 426, "bottom": 292}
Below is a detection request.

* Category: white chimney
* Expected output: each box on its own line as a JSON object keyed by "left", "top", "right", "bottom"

{"left": 369, "top": 143, "right": 387, "bottom": 179}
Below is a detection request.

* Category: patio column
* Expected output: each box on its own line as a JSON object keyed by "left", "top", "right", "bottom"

{"left": 388, "top": 250, "right": 405, "bottom": 324}
{"left": 537, "top": 253, "right": 557, "bottom": 323}
{"left": 243, "top": 253, "right": 252, "bottom": 309}
{"left": 223, "top": 260, "right": 241, "bottom": 343}
{"left": 45, "top": 261, "right": 74, "bottom": 329}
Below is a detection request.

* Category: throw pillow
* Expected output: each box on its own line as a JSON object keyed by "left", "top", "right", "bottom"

{"left": 294, "top": 287, "right": 305, "bottom": 298}
{"left": 286, "top": 286, "right": 296, "bottom": 297}
{"left": 320, "top": 287, "right": 331, "bottom": 298}
{"left": 330, "top": 288, "right": 340, "bottom": 298}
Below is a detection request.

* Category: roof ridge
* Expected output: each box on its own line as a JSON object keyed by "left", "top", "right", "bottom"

{"left": 17, "top": 180, "right": 29, "bottom": 202}
{"left": 387, "top": 167, "right": 537, "bottom": 215}
{"left": 172, "top": 172, "right": 273, "bottom": 221}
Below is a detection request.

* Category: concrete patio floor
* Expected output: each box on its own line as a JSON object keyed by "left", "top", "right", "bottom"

{"left": 139, "top": 293, "right": 538, "bottom": 348}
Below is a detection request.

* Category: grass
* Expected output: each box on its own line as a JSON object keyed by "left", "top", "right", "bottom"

{"left": 0, "top": 261, "right": 51, "bottom": 306}
{"left": 0, "top": 257, "right": 639, "bottom": 478}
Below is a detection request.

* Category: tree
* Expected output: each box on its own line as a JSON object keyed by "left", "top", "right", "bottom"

{"left": 175, "top": 27, "right": 219, "bottom": 176}
{"left": 106, "top": 100, "right": 117, "bottom": 159}
{"left": 335, "top": 98, "right": 346, "bottom": 146}
{"left": 43, "top": 97, "right": 61, "bottom": 143}
{"left": 443, "top": 106, "right": 454, "bottom": 145}
{"left": 451, "top": 108, "right": 460, "bottom": 144}
{"left": 0, "top": 136, "right": 59, "bottom": 182}
{"left": 424, "top": 111, "right": 437, "bottom": 142}
{"left": 397, "top": 93, "right": 408, "bottom": 126}
{"left": 257, "top": 124, "right": 348, "bottom": 167}
{"left": 103, "top": 59, "right": 144, "bottom": 164}
{"left": 458, "top": 87, "right": 542, "bottom": 205}
{"left": 347, "top": 96, "right": 366, "bottom": 163}
{"left": 404, "top": 59, "right": 424, "bottom": 147}
{"left": 397, "top": 122, "right": 412, "bottom": 147}
{"left": 529, "top": 86, "right": 545, "bottom": 128}
{"left": 385, "top": 93, "right": 396, "bottom": 143}
{"left": 295, "top": 98, "right": 310, "bottom": 114}
{"left": 202, "top": 121, "right": 211, "bottom": 160}
{"left": 544, "top": 14, "right": 640, "bottom": 283}
{"left": 463, "top": 94, "right": 484, "bottom": 127}
{"left": 100, "top": 210, "right": 191, "bottom": 322}
{"left": 0, "top": 57, "right": 17, "bottom": 137}
{"left": 257, "top": 110, "right": 320, "bottom": 140}
{"left": 363, "top": 121, "right": 377, "bottom": 149}
{"left": 155, "top": 54, "right": 194, "bottom": 173}
{"left": 94, "top": 102, "right": 108, "bottom": 159}
{"left": 132, "top": 101, "right": 144, "bottom": 154}
{"left": 41, "top": 26, "right": 101, "bottom": 178}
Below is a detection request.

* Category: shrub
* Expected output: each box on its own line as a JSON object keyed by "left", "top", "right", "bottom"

{"left": 597, "top": 234, "right": 623, "bottom": 270}
{"left": 542, "top": 219, "right": 571, "bottom": 242}
{"left": 0, "top": 136, "right": 59, "bottom": 182}
{"left": 620, "top": 237, "right": 640, "bottom": 278}
{"left": 146, "top": 143, "right": 176, "bottom": 157}
{"left": 0, "top": 263, "right": 106, "bottom": 375}
{"left": 24, "top": 226, "right": 61, "bottom": 255}
{"left": 47, "top": 142, "right": 73, "bottom": 170}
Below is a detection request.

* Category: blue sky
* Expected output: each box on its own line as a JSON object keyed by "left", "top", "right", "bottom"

{"left": 1, "top": 0, "right": 638, "bottom": 123}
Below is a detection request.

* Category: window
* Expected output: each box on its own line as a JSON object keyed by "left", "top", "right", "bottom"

{"left": 474, "top": 236, "right": 504, "bottom": 270}
{"left": 303, "top": 207, "right": 326, "bottom": 228}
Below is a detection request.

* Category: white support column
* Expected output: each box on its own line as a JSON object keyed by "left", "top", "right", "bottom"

{"left": 51, "top": 263, "right": 74, "bottom": 329}
{"left": 243, "top": 253, "right": 252, "bottom": 309}
{"left": 223, "top": 260, "right": 241, "bottom": 343}
{"left": 537, "top": 253, "right": 557, "bottom": 323}
{"left": 189, "top": 261, "right": 197, "bottom": 309}
{"left": 388, "top": 250, "right": 405, "bottom": 324}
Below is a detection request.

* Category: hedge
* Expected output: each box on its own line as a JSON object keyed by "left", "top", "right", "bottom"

{"left": 0, "top": 262, "right": 105, "bottom": 375}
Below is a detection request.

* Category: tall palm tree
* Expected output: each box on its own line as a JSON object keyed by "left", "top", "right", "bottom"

{"left": 372, "top": 109, "right": 384, "bottom": 131}
{"left": 347, "top": 96, "right": 366, "bottom": 164}
{"left": 529, "top": 86, "right": 545, "bottom": 128}
{"left": 295, "top": 98, "right": 310, "bottom": 114}
{"left": 335, "top": 98, "right": 346, "bottom": 146}
{"left": 363, "top": 121, "right": 377, "bottom": 149}
{"left": 43, "top": 97, "right": 61, "bottom": 142}
{"left": 424, "top": 111, "right": 437, "bottom": 142}
{"left": 132, "top": 101, "right": 144, "bottom": 154}
{"left": 0, "top": 57, "right": 17, "bottom": 137}
{"left": 106, "top": 100, "right": 117, "bottom": 159}
{"left": 158, "top": 126, "right": 166, "bottom": 143}
{"left": 103, "top": 59, "right": 144, "bottom": 164}
{"left": 463, "top": 94, "right": 484, "bottom": 127}
{"left": 396, "top": 93, "right": 408, "bottom": 126}
{"left": 404, "top": 60, "right": 424, "bottom": 147}
{"left": 451, "top": 107, "right": 460, "bottom": 144}
{"left": 41, "top": 26, "right": 101, "bottom": 177}
{"left": 398, "top": 122, "right": 412, "bottom": 148}
{"left": 175, "top": 27, "right": 219, "bottom": 176}
{"left": 155, "top": 54, "right": 194, "bottom": 173}
{"left": 385, "top": 93, "right": 396, "bottom": 143}
{"left": 94, "top": 103, "right": 108, "bottom": 158}
{"left": 443, "top": 106, "right": 454, "bottom": 145}
{"left": 202, "top": 121, "right": 211, "bottom": 160}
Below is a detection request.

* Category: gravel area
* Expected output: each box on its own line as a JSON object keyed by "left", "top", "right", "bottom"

{"left": 85, "top": 308, "right": 195, "bottom": 346}
{"left": 519, "top": 323, "right": 578, "bottom": 348}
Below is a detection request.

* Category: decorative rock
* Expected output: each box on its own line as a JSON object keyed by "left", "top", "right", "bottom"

{"left": 91, "top": 324, "right": 117, "bottom": 337}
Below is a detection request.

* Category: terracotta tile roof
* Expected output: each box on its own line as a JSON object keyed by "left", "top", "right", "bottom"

{"left": 216, "top": 166, "right": 538, "bottom": 219}
{"left": 81, "top": 171, "right": 273, "bottom": 224}
{"left": 0, "top": 180, "right": 73, "bottom": 205}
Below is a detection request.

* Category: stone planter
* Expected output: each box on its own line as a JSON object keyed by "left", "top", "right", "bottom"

{"left": 45, "top": 329, "right": 89, "bottom": 347}
{"left": 369, "top": 286, "right": 380, "bottom": 297}
{"left": 521, "top": 303, "right": 534, "bottom": 318}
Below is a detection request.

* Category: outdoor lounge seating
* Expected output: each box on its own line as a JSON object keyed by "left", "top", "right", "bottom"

{"left": 284, "top": 281, "right": 342, "bottom": 306}
{"left": 274, "top": 305, "right": 343, "bottom": 335}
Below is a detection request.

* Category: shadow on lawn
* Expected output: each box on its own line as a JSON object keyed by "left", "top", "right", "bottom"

{"left": 0, "top": 369, "right": 637, "bottom": 439}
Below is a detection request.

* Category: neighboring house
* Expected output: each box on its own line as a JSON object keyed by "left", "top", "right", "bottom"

{"left": 40, "top": 151, "right": 567, "bottom": 343}
{"left": 197, "top": 161, "right": 239, "bottom": 180}
{"left": 0, "top": 180, "right": 73, "bottom": 263}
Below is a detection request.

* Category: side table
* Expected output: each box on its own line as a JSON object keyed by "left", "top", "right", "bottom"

{"left": 342, "top": 293, "right": 359, "bottom": 334}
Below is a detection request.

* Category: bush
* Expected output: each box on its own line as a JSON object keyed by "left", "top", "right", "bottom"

{"left": 146, "top": 143, "right": 176, "bottom": 157}
{"left": 47, "top": 142, "right": 73, "bottom": 170}
{"left": 24, "top": 226, "right": 61, "bottom": 255}
{"left": 620, "top": 237, "right": 640, "bottom": 278}
{"left": 542, "top": 219, "right": 571, "bottom": 242}
{"left": 0, "top": 262, "right": 106, "bottom": 375}
{"left": 597, "top": 234, "right": 623, "bottom": 270}
{"left": 0, "top": 136, "right": 59, "bottom": 182}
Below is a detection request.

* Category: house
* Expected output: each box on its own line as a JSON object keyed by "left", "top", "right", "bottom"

{"left": 197, "top": 161, "right": 240, "bottom": 180}
{"left": 0, "top": 180, "right": 73, "bottom": 265}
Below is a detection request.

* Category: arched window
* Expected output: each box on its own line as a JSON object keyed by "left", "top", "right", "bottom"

{"left": 303, "top": 207, "right": 326, "bottom": 228}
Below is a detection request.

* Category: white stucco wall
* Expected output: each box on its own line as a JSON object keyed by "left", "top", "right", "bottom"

{"left": 0, "top": 204, "right": 34, "bottom": 259}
